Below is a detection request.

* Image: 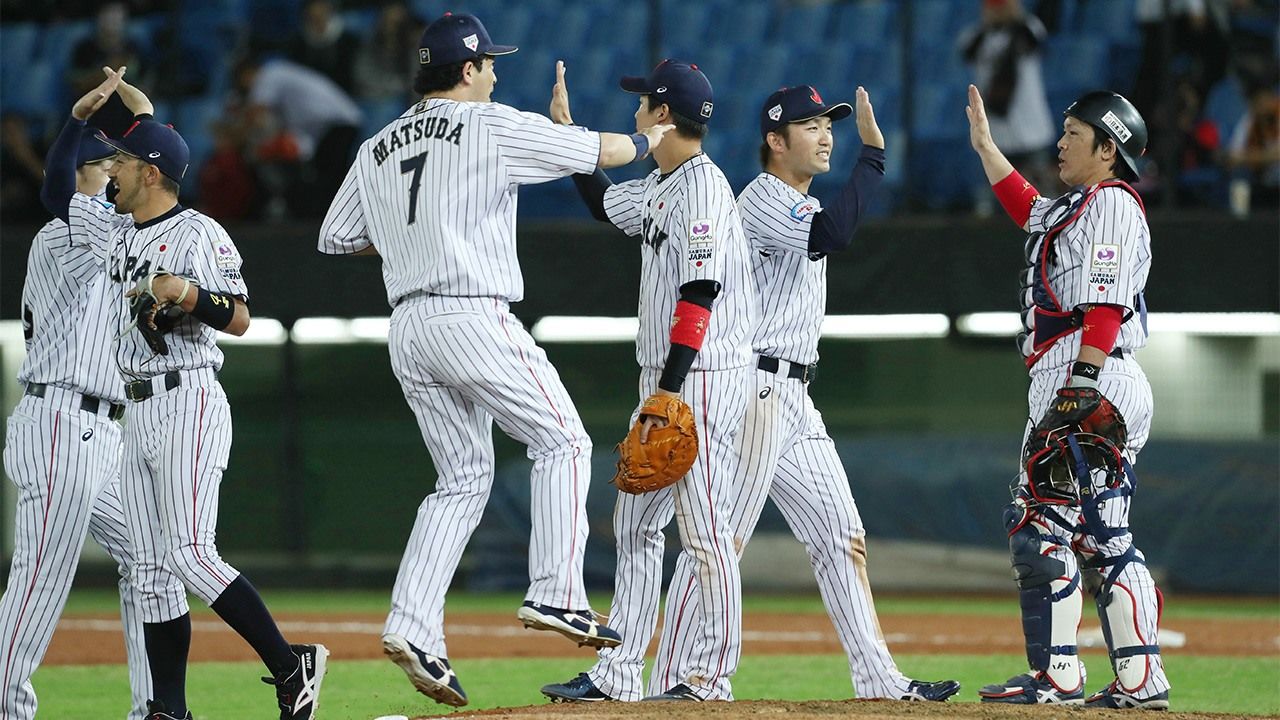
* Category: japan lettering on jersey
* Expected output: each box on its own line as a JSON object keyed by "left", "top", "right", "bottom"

{"left": 1019, "top": 184, "right": 1150, "bottom": 369}
{"left": 737, "top": 172, "right": 825, "bottom": 366}
{"left": 318, "top": 99, "right": 601, "bottom": 305}
{"left": 602, "top": 154, "right": 754, "bottom": 371}
{"left": 68, "top": 194, "right": 248, "bottom": 378}
{"left": 18, "top": 198, "right": 126, "bottom": 402}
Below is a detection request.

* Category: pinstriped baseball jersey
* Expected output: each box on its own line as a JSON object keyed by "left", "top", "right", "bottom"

{"left": 68, "top": 194, "right": 248, "bottom": 379}
{"left": 737, "top": 173, "right": 825, "bottom": 365}
{"left": 17, "top": 208, "right": 126, "bottom": 402}
{"left": 318, "top": 99, "right": 601, "bottom": 305}
{"left": 1022, "top": 185, "right": 1150, "bottom": 369}
{"left": 602, "top": 154, "right": 754, "bottom": 370}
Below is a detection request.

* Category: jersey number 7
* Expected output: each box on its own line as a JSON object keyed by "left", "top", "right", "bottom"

{"left": 401, "top": 151, "right": 428, "bottom": 225}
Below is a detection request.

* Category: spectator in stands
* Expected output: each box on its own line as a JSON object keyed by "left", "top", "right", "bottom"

{"left": 198, "top": 119, "right": 260, "bottom": 221}
{"left": 960, "top": 0, "right": 1058, "bottom": 210}
{"left": 286, "top": 0, "right": 358, "bottom": 93}
{"left": 234, "top": 56, "right": 363, "bottom": 217}
{"left": 1227, "top": 86, "right": 1280, "bottom": 208}
{"left": 353, "top": 1, "right": 422, "bottom": 101}
{"left": 0, "top": 114, "right": 49, "bottom": 222}
{"left": 67, "top": 2, "right": 142, "bottom": 132}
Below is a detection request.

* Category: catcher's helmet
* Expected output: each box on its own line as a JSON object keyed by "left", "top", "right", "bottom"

{"left": 1064, "top": 91, "right": 1148, "bottom": 179}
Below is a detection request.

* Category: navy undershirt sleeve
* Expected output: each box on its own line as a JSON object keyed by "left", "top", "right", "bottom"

{"left": 808, "top": 145, "right": 886, "bottom": 256}
{"left": 40, "top": 116, "right": 86, "bottom": 221}
{"left": 571, "top": 169, "right": 614, "bottom": 223}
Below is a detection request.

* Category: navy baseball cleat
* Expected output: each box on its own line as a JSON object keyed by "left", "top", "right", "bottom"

{"left": 262, "top": 643, "right": 328, "bottom": 720}
{"left": 1086, "top": 681, "right": 1170, "bottom": 710}
{"left": 979, "top": 671, "right": 1084, "bottom": 704}
{"left": 540, "top": 673, "right": 616, "bottom": 702}
{"left": 143, "top": 700, "right": 192, "bottom": 720}
{"left": 642, "top": 683, "right": 702, "bottom": 701}
{"left": 900, "top": 678, "right": 961, "bottom": 701}
{"left": 382, "top": 633, "right": 468, "bottom": 707}
{"left": 516, "top": 601, "right": 622, "bottom": 648}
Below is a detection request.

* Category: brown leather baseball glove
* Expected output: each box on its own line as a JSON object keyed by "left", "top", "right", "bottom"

{"left": 612, "top": 394, "right": 698, "bottom": 494}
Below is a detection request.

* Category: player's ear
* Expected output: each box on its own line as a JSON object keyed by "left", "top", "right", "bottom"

{"left": 766, "top": 130, "right": 787, "bottom": 154}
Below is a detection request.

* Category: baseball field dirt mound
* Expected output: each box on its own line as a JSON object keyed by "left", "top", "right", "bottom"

{"left": 408, "top": 699, "right": 1246, "bottom": 720}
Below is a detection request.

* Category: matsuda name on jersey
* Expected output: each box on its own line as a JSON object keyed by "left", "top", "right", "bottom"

{"left": 372, "top": 115, "right": 463, "bottom": 166}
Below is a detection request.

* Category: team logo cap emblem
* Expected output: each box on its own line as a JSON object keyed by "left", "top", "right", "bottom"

{"left": 462, "top": 33, "right": 479, "bottom": 52}
{"left": 768, "top": 104, "right": 783, "bottom": 122}
{"left": 148, "top": 151, "right": 161, "bottom": 159}
{"left": 701, "top": 101, "right": 713, "bottom": 118}
{"left": 419, "top": 48, "right": 430, "bottom": 64}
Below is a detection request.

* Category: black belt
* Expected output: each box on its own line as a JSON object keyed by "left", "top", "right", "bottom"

{"left": 1109, "top": 347, "right": 1127, "bottom": 359}
{"left": 124, "top": 370, "right": 182, "bottom": 402}
{"left": 25, "top": 383, "right": 125, "bottom": 421}
{"left": 757, "top": 356, "right": 818, "bottom": 383}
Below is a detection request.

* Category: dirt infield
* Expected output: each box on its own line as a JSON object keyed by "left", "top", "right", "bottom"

{"left": 45, "top": 610, "right": 1276, "bottom": 666}
{"left": 427, "top": 700, "right": 1253, "bottom": 720}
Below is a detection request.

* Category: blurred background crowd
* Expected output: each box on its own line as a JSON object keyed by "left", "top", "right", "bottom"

{"left": 1, "top": 0, "right": 1277, "bottom": 223}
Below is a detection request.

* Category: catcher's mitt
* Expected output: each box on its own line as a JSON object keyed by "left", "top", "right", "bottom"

{"left": 1029, "top": 386, "right": 1127, "bottom": 452}
{"left": 612, "top": 394, "right": 698, "bottom": 494}
{"left": 126, "top": 271, "right": 186, "bottom": 356}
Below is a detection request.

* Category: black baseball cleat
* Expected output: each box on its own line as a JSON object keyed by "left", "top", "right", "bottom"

{"left": 540, "top": 672, "right": 616, "bottom": 702}
{"left": 382, "top": 633, "right": 468, "bottom": 707}
{"left": 516, "top": 601, "right": 622, "bottom": 648}
{"left": 262, "top": 643, "right": 329, "bottom": 720}
{"left": 642, "top": 683, "right": 702, "bottom": 701}
{"left": 144, "top": 700, "right": 192, "bottom": 720}
{"left": 900, "top": 678, "right": 962, "bottom": 701}
{"left": 1085, "top": 680, "right": 1170, "bottom": 710}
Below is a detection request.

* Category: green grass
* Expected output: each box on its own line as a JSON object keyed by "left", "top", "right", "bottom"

{"left": 31, "top": 653, "right": 1280, "bottom": 719}
{"left": 60, "top": 588, "right": 1280, "bottom": 620}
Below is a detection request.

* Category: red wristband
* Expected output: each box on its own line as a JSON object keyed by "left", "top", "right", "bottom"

{"left": 670, "top": 300, "right": 711, "bottom": 350}
{"left": 1080, "top": 304, "right": 1123, "bottom": 354}
{"left": 992, "top": 170, "right": 1040, "bottom": 227}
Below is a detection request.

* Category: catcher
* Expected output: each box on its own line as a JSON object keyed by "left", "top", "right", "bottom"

{"left": 967, "top": 84, "right": 1170, "bottom": 709}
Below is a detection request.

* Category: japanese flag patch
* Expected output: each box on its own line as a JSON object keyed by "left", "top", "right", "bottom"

{"left": 687, "top": 218, "right": 714, "bottom": 268}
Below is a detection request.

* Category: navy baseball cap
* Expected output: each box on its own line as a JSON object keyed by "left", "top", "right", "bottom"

{"left": 96, "top": 119, "right": 190, "bottom": 183}
{"left": 620, "top": 60, "right": 714, "bottom": 124}
{"left": 760, "top": 86, "right": 852, "bottom": 140}
{"left": 418, "top": 12, "right": 517, "bottom": 66}
{"left": 76, "top": 128, "right": 116, "bottom": 167}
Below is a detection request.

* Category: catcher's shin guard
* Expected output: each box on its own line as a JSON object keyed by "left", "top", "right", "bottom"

{"left": 1006, "top": 504, "right": 1083, "bottom": 693}
{"left": 1095, "top": 560, "right": 1164, "bottom": 694}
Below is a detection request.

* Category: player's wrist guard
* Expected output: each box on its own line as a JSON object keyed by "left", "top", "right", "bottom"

{"left": 992, "top": 169, "right": 1039, "bottom": 227}
{"left": 1067, "top": 361, "right": 1101, "bottom": 389}
{"left": 629, "top": 133, "right": 650, "bottom": 161}
{"left": 191, "top": 287, "right": 236, "bottom": 330}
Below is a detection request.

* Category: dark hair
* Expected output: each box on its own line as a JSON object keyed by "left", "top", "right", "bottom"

{"left": 642, "top": 95, "right": 708, "bottom": 141}
{"left": 1088, "top": 124, "right": 1137, "bottom": 182}
{"left": 158, "top": 174, "right": 181, "bottom": 196}
{"left": 413, "top": 55, "right": 487, "bottom": 95}
{"left": 758, "top": 124, "right": 793, "bottom": 168}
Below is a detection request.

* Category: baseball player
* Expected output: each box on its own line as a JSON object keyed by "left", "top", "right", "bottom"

{"left": 41, "top": 68, "right": 327, "bottom": 720}
{"left": 317, "top": 13, "right": 672, "bottom": 708}
{"left": 966, "top": 84, "right": 1170, "bottom": 709}
{"left": 539, "top": 59, "right": 754, "bottom": 703}
{"left": 646, "top": 85, "right": 961, "bottom": 703}
{"left": 2, "top": 131, "right": 151, "bottom": 720}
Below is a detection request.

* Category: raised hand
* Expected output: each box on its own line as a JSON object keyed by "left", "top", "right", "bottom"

{"left": 72, "top": 66, "right": 124, "bottom": 121}
{"left": 966, "top": 84, "right": 996, "bottom": 153}
{"left": 113, "top": 68, "right": 155, "bottom": 117}
{"left": 550, "top": 60, "right": 574, "bottom": 125}
{"left": 855, "top": 86, "right": 884, "bottom": 149}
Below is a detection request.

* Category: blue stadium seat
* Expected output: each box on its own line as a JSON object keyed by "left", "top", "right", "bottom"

{"left": 910, "top": 0, "right": 956, "bottom": 45}
{"left": 359, "top": 99, "right": 407, "bottom": 140}
{"left": 774, "top": 2, "right": 834, "bottom": 45}
{"left": 340, "top": 8, "right": 380, "bottom": 36}
{"left": 1203, "top": 77, "right": 1248, "bottom": 141}
{"left": 714, "top": 1, "right": 770, "bottom": 45}
{"left": 910, "top": 82, "right": 968, "bottom": 140}
{"left": 5, "top": 61, "right": 59, "bottom": 116}
{"left": 1042, "top": 35, "right": 1108, "bottom": 91}
{"left": 661, "top": 2, "right": 714, "bottom": 56}
{"left": 1, "top": 23, "right": 41, "bottom": 69}
{"left": 832, "top": 1, "right": 897, "bottom": 51}
{"left": 1082, "top": 0, "right": 1137, "bottom": 40}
